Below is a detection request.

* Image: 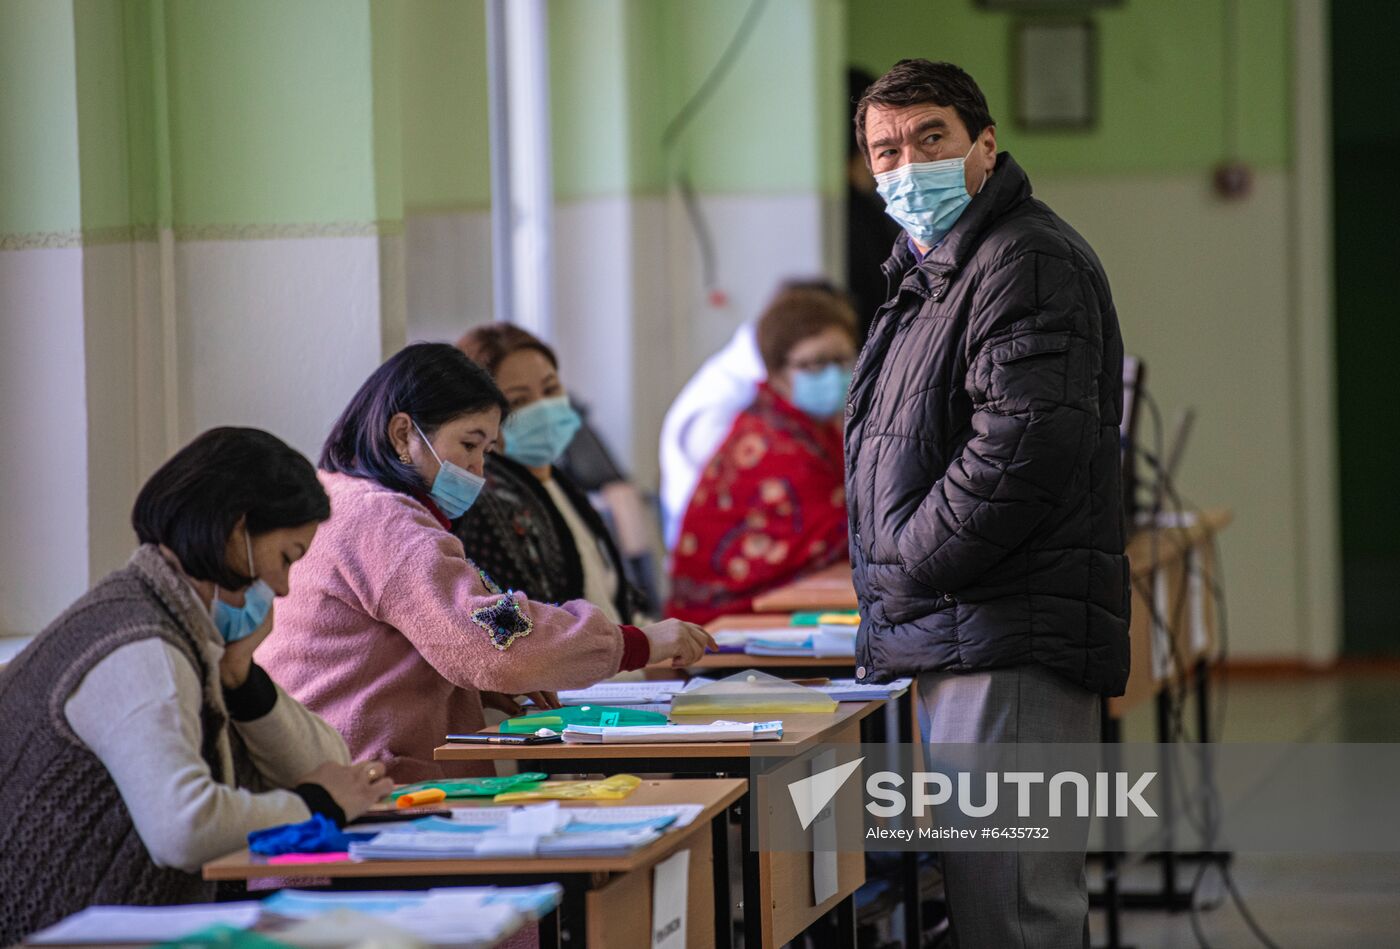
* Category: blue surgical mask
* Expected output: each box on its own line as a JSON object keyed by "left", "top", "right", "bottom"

{"left": 412, "top": 420, "right": 485, "bottom": 519}
{"left": 790, "top": 364, "right": 852, "bottom": 420}
{"left": 212, "top": 530, "right": 275, "bottom": 644}
{"left": 501, "top": 395, "right": 582, "bottom": 468}
{"left": 874, "top": 143, "right": 981, "bottom": 248}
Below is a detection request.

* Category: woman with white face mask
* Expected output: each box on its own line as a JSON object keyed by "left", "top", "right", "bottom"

{"left": 258, "top": 343, "right": 715, "bottom": 782}
{"left": 667, "top": 288, "right": 858, "bottom": 624}
{"left": 454, "top": 324, "right": 644, "bottom": 625}
{"left": 0, "top": 428, "right": 388, "bottom": 945}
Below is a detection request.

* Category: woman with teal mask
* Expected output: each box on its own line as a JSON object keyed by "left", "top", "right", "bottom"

{"left": 0, "top": 428, "right": 391, "bottom": 944}
{"left": 259, "top": 343, "right": 713, "bottom": 781}
{"left": 667, "top": 286, "right": 859, "bottom": 623}
{"left": 454, "top": 324, "right": 647, "bottom": 625}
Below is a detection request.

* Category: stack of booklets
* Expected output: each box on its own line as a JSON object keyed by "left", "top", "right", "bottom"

{"left": 558, "top": 676, "right": 912, "bottom": 707}
{"left": 260, "top": 885, "right": 560, "bottom": 946}
{"left": 347, "top": 802, "right": 703, "bottom": 860}
{"left": 27, "top": 885, "right": 562, "bottom": 948}
{"left": 561, "top": 720, "right": 783, "bottom": 743}
{"left": 743, "top": 624, "right": 857, "bottom": 657}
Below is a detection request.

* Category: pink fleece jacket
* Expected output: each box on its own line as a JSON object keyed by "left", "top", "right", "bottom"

{"left": 259, "top": 471, "right": 628, "bottom": 781}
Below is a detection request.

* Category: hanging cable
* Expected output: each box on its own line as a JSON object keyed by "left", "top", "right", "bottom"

{"left": 660, "top": 0, "right": 771, "bottom": 300}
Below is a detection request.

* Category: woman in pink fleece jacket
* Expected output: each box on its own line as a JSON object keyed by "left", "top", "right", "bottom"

{"left": 260, "top": 344, "right": 714, "bottom": 781}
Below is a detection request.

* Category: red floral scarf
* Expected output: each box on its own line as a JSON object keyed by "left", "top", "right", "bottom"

{"left": 666, "top": 382, "right": 848, "bottom": 624}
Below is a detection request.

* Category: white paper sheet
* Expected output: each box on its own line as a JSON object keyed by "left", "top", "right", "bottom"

{"left": 650, "top": 848, "right": 690, "bottom": 949}
{"left": 27, "top": 903, "right": 262, "bottom": 944}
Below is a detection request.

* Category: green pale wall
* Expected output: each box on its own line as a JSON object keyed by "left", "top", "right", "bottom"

{"left": 163, "top": 0, "right": 380, "bottom": 228}
{"left": 371, "top": 0, "right": 404, "bottom": 223}
{"left": 549, "top": 0, "right": 845, "bottom": 200}
{"left": 550, "top": 0, "right": 642, "bottom": 198}
{"left": 0, "top": 0, "right": 82, "bottom": 236}
{"left": 398, "top": 0, "right": 491, "bottom": 211}
{"left": 847, "top": 0, "right": 1290, "bottom": 175}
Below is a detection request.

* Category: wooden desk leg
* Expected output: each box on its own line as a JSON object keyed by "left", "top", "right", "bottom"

{"left": 1100, "top": 700, "right": 1126, "bottom": 949}
{"left": 834, "top": 892, "right": 857, "bottom": 949}
{"left": 1155, "top": 691, "right": 1180, "bottom": 910}
{"left": 902, "top": 851, "right": 922, "bottom": 949}
{"left": 898, "top": 689, "right": 926, "bottom": 948}
{"left": 538, "top": 905, "right": 562, "bottom": 949}
{"left": 559, "top": 881, "right": 588, "bottom": 947}
{"left": 712, "top": 806, "right": 736, "bottom": 949}
{"left": 1195, "top": 657, "right": 1210, "bottom": 743}
{"left": 740, "top": 797, "right": 764, "bottom": 948}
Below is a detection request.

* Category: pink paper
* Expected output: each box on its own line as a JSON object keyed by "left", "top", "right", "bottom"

{"left": 266, "top": 851, "right": 350, "bottom": 865}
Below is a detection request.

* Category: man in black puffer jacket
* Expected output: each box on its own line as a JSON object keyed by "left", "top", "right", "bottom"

{"left": 847, "top": 60, "right": 1130, "bottom": 947}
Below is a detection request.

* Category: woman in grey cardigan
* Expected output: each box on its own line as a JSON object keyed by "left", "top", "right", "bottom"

{"left": 0, "top": 428, "right": 392, "bottom": 944}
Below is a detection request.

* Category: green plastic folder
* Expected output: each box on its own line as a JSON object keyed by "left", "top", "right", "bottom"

{"left": 389, "top": 772, "right": 548, "bottom": 800}
{"left": 499, "top": 705, "right": 668, "bottom": 734}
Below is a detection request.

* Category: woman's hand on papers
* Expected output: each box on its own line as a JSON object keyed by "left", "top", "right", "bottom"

{"left": 299, "top": 760, "right": 394, "bottom": 822}
{"left": 482, "top": 690, "right": 561, "bottom": 715}
{"left": 642, "top": 619, "right": 718, "bottom": 668}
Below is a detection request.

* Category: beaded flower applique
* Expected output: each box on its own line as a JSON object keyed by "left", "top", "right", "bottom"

{"left": 470, "top": 593, "right": 534, "bottom": 650}
{"left": 465, "top": 559, "right": 530, "bottom": 650}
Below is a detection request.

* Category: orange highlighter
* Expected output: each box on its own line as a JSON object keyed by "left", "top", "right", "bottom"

{"left": 395, "top": 788, "right": 448, "bottom": 808}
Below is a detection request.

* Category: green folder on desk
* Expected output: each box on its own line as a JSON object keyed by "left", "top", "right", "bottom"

{"left": 499, "top": 705, "right": 668, "bottom": 734}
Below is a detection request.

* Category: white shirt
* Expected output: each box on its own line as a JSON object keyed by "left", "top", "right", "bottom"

{"left": 64, "top": 630, "right": 350, "bottom": 873}
{"left": 543, "top": 477, "right": 623, "bottom": 624}
{"left": 658, "top": 322, "right": 765, "bottom": 548}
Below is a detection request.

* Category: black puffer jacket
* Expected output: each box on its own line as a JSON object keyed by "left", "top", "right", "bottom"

{"left": 847, "top": 153, "right": 1130, "bottom": 697}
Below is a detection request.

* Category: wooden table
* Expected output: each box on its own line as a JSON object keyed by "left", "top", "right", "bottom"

{"left": 751, "top": 562, "right": 857, "bottom": 613}
{"left": 737, "top": 510, "right": 1233, "bottom": 723}
{"left": 205, "top": 778, "right": 744, "bottom": 949}
{"left": 1110, "top": 508, "right": 1232, "bottom": 720}
{"left": 435, "top": 703, "right": 882, "bottom": 948}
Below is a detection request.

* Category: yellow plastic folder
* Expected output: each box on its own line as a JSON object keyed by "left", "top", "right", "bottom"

{"left": 493, "top": 773, "right": 643, "bottom": 802}
{"left": 670, "top": 669, "right": 838, "bottom": 715}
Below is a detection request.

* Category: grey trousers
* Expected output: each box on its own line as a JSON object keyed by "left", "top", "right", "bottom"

{"left": 917, "top": 664, "right": 1100, "bottom": 949}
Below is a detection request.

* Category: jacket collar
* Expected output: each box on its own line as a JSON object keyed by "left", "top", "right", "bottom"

{"left": 881, "top": 151, "right": 1033, "bottom": 284}
{"left": 128, "top": 544, "right": 223, "bottom": 650}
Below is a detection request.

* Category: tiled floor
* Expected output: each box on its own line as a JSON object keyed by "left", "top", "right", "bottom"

{"left": 1089, "top": 669, "right": 1400, "bottom": 948}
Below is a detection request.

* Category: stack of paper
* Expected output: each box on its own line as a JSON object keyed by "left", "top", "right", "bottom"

{"left": 819, "top": 677, "right": 914, "bottom": 701}
{"left": 556, "top": 680, "right": 687, "bottom": 705}
{"left": 561, "top": 720, "right": 783, "bottom": 743}
{"left": 745, "top": 625, "right": 856, "bottom": 657}
{"left": 263, "top": 885, "right": 561, "bottom": 946}
{"left": 26, "top": 904, "right": 262, "bottom": 945}
{"left": 346, "top": 803, "right": 703, "bottom": 861}
{"left": 350, "top": 828, "right": 662, "bottom": 860}
{"left": 711, "top": 628, "right": 801, "bottom": 652}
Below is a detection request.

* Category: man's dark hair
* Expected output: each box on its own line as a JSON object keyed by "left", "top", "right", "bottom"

{"left": 854, "top": 59, "right": 996, "bottom": 164}
{"left": 132, "top": 427, "right": 330, "bottom": 589}
{"left": 321, "top": 342, "right": 509, "bottom": 497}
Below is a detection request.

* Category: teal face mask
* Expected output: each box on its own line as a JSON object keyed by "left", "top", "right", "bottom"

{"left": 412, "top": 420, "right": 486, "bottom": 519}
{"left": 501, "top": 395, "right": 583, "bottom": 468}
{"left": 790, "top": 364, "right": 852, "bottom": 420}
{"left": 874, "top": 143, "right": 979, "bottom": 248}
{"left": 212, "top": 529, "right": 275, "bottom": 643}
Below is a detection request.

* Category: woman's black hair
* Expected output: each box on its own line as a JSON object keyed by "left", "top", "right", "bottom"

{"left": 132, "top": 427, "right": 331, "bottom": 590}
{"left": 321, "top": 342, "right": 509, "bottom": 496}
